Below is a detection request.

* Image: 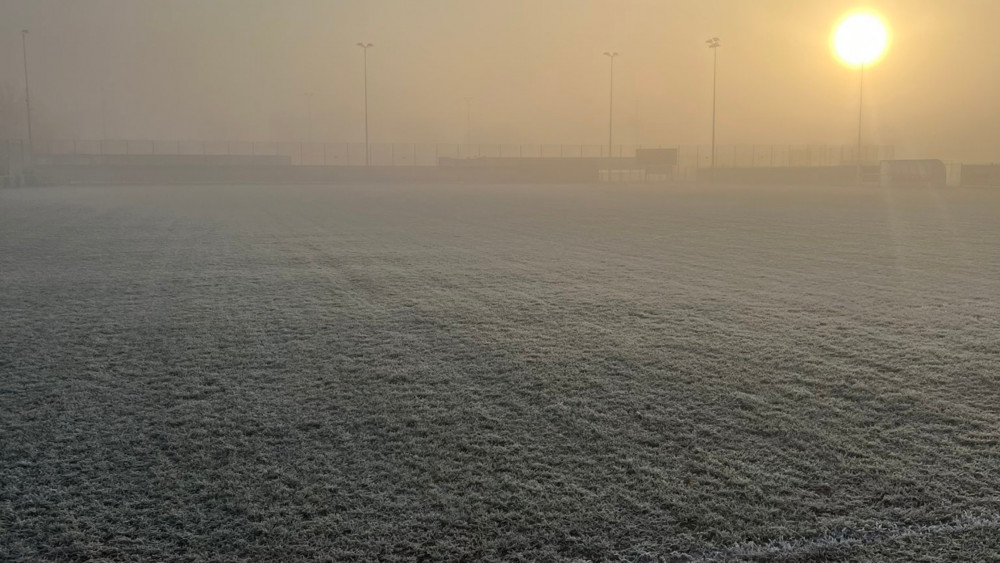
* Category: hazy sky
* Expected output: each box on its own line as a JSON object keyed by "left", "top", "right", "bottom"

{"left": 1, "top": 0, "right": 998, "bottom": 161}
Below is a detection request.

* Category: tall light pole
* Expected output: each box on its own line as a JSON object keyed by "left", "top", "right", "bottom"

{"left": 464, "top": 97, "right": 472, "bottom": 147}
{"left": 603, "top": 52, "right": 618, "bottom": 162}
{"left": 706, "top": 37, "right": 720, "bottom": 168}
{"left": 101, "top": 85, "right": 108, "bottom": 141}
{"left": 856, "top": 64, "right": 865, "bottom": 183}
{"left": 303, "top": 92, "right": 315, "bottom": 142}
{"left": 832, "top": 12, "right": 889, "bottom": 185}
{"left": 356, "top": 42, "right": 374, "bottom": 167}
{"left": 21, "top": 30, "right": 33, "bottom": 155}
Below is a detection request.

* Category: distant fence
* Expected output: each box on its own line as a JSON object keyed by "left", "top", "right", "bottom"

{"left": 5, "top": 139, "right": 893, "bottom": 169}
{"left": 1, "top": 140, "right": 27, "bottom": 186}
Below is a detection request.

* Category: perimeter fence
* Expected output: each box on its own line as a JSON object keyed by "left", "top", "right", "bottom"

{"left": 5, "top": 139, "right": 894, "bottom": 169}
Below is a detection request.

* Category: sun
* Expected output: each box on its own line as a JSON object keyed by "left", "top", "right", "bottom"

{"left": 833, "top": 12, "right": 889, "bottom": 66}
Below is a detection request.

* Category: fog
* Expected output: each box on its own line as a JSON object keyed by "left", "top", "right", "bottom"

{"left": 1, "top": 0, "right": 998, "bottom": 161}
{"left": 5, "top": 3, "right": 1000, "bottom": 561}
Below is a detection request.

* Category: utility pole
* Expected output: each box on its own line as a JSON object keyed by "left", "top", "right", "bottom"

{"left": 707, "top": 37, "right": 720, "bottom": 168}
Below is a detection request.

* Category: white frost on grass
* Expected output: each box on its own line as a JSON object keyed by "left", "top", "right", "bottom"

{"left": 1, "top": 183, "right": 999, "bottom": 561}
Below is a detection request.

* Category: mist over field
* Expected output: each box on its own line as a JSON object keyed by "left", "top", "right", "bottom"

{"left": 2, "top": 1, "right": 1000, "bottom": 561}
{"left": 3, "top": 183, "right": 999, "bottom": 560}
{"left": 2, "top": 0, "right": 1000, "bottom": 161}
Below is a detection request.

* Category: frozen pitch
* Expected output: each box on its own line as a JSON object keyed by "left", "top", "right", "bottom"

{"left": 2, "top": 183, "right": 999, "bottom": 561}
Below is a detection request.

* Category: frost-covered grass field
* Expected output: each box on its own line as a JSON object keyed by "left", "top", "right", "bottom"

{"left": 2, "top": 182, "right": 999, "bottom": 561}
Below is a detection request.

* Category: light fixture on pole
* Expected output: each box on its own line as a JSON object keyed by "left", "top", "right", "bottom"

{"left": 706, "top": 37, "right": 720, "bottom": 169}
{"left": 356, "top": 42, "right": 374, "bottom": 167}
{"left": 603, "top": 52, "right": 618, "bottom": 163}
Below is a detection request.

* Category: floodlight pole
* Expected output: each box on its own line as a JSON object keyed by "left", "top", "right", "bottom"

{"left": 603, "top": 52, "right": 618, "bottom": 165}
{"left": 357, "top": 42, "right": 374, "bottom": 167}
{"left": 707, "top": 37, "right": 720, "bottom": 168}
{"left": 21, "top": 30, "right": 33, "bottom": 156}
{"left": 304, "top": 92, "right": 315, "bottom": 142}
{"left": 856, "top": 64, "right": 865, "bottom": 184}
{"left": 101, "top": 85, "right": 108, "bottom": 141}
{"left": 464, "top": 97, "right": 472, "bottom": 147}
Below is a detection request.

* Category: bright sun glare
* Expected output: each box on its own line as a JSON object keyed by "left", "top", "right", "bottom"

{"left": 833, "top": 12, "right": 889, "bottom": 66}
